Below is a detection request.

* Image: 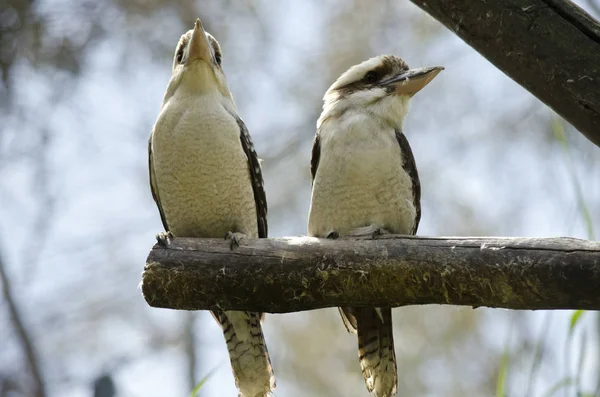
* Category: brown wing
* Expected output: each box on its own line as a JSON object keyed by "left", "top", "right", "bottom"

{"left": 395, "top": 129, "right": 421, "bottom": 234}
{"left": 310, "top": 132, "right": 321, "bottom": 184}
{"left": 235, "top": 117, "right": 268, "bottom": 239}
{"left": 148, "top": 133, "right": 169, "bottom": 231}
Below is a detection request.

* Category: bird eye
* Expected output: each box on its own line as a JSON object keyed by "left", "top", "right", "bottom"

{"left": 176, "top": 50, "right": 184, "bottom": 64}
{"left": 365, "top": 71, "right": 377, "bottom": 83}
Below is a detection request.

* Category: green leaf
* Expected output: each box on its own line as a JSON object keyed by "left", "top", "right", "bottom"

{"left": 552, "top": 118, "right": 568, "bottom": 147}
{"left": 188, "top": 376, "right": 210, "bottom": 397}
{"left": 496, "top": 351, "right": 509, "bottom": 397}
{"left": 541, "top": 377, "right": 573, "bottom": 397}
{"left": 189, "top": 365, "right": 220, "bottom": 397}
{"left": 569, "top": 310, "right": 585, "bottom": 335}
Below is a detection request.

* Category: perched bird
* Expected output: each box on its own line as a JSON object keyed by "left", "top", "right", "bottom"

{"left": 307, "top": 55, "right": 443, "bottom": 396}
{"left": 148, "top": 19, "right": 274, "bottom": 397}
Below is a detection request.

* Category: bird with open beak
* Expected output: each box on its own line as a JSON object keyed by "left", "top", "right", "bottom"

{"left": 149, "top": 19, "right": 274, "bottom": 397}
{"left": 308, "top": 55, "right": 443, "bottom": 397}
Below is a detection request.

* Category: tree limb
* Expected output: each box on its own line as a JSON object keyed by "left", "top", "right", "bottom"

{"left": 408, "top": 0, "right": 600, "bottom": 147}
{"left": 142, "top": 236, "right": 600, "bottom": 313}
{"left": 0, "top": 247, "right": 46, "bottom": 397}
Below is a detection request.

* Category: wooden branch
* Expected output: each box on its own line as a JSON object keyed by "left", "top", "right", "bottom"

{"left": 0, "top": 247, "right": 46, "bottom": 397}
{"left": 409, "top": 0, "right": 600, "bottom": 147}
{"left": 142, "top": 236, "right": 600, "bottom": 313}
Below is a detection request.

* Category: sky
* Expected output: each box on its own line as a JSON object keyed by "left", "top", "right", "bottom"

{"left": 2, "top": 1, "right": 600, "bottom": 396}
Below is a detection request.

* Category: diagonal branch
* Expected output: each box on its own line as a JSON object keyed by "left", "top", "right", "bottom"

{"left": 408, "top": 0, "right": 600, "bottom": 147}
{"left": 0, "top": 247, "right": 46, "bottom": 397}
{"left": 141, "top": 236, "right": 600, "bottom": 313}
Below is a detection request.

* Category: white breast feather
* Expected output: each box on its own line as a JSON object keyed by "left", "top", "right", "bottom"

{"left": 151, "top": 91, "right": 258, "bottom": 238}
{"left": 308, "top": 108, "right": 416, "bottom": 237}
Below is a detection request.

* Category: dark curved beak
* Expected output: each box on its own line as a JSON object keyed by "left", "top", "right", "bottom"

{"left": 187, "top": 18, "right": 213, "bottom": 65}
{"left": 380, "top": 66, "right": 444, "bottom": 96}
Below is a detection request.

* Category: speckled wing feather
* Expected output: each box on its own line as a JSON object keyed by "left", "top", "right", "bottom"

{"left": 310, "top": 132, "right": 321, "bottom": 184}
{"left": 148, "top": 134, "right": 169, "bottom": 232}
{"left": 236, "top": 117, "right": 268, "bottom": 239}
{"left": 395, "top": 129, "right": 421, "bottom": 234}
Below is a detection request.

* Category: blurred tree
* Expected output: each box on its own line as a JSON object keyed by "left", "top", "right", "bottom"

{"left": 0, "top": 245, "right": 45, "bottom": 397}
{"left": 92, "top": 374, "right": 115, "bottom": 397}
{"left": 1, "top": 0, "right": 599, "bottom": 396}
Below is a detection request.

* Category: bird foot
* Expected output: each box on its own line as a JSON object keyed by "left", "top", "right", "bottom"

{"left": 156, "top": 231, "right": 173, "bottom": 247}
{"left": 348, "top": 226, "right": 389, "bottom": 239}
{"left": 326, "top": 230, "right": 340, "bottom": 239}
{"left": 225, "top": 232, "right": 246, "bottom": 250}
{"left": 374, "top": 307, "right": 384, "bottom": 324}
{"left": 372, "top": 228, "right": 390, "bottom": 238}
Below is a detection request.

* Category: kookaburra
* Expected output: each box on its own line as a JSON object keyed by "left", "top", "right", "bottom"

{"left": 308, "top": 55, "right": 443, "bottom": 396}
{"left": 148, "top": 19, "right": 275, "bottom": 397}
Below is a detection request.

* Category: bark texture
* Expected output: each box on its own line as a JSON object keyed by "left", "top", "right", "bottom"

{"left": 409, "top": 0, "right": 600, "bottom": 147}
{"left": 142, "top": 236, "right": 600, "bottom": 312}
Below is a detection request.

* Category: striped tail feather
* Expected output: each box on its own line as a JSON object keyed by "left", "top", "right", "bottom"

{"left": 340, "top": 306, "right": 397, "bottom": 397}
{"left": 211, "top": 309, "right": 275, "bottom": 397}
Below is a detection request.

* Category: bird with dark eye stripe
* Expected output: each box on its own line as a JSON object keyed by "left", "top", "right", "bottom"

{"left": 364, "top": 71, "right": 378, "bottom": 84}
{"left": 308, "top": 54, "right": 443, "bottom": 397}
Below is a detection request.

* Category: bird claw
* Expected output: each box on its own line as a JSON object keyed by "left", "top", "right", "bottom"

{"left": 374, "top": 307, "right": 384, "bottom": 323}
{"left": 156, "top": 231, "right": 174, "bottom": 247}
{"left": 348, "top": 226, "right": 389, "bottom": 239}
{"left": 225, "top": 232, "right": 245, "bottom": 250}
{"left": 326, "top": 230, "right": 340, "bottom": 239}
{"left": 371, "top": 228, "right": 390, "bottom": 239}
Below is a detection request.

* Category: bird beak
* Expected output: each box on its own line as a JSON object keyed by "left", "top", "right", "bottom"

{"left": 380, "top": 66, "right": 444, "bottom": 97}
{"left": 187, "top": 18, "right": 213, "bottom": 65}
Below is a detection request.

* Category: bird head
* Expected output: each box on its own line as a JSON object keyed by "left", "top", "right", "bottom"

{"left": 163, "top": 19, "right": 235, "bottom": 108}
{"left": 319, "top": 55, "right": 443, "bottom": 128}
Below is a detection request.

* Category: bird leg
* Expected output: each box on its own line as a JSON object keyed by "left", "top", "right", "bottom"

{"left": 348, "top": 225, "right": 390, "bottom": 239}
{"left": 155, "top": 231, "right": 173, "bottom": 247}
{"left": 224, "top": 231, "right": 246, "bottom": 250}
{"left": 374, "top": 308, "right": 385, "bottom": 323}
{"left": 326, "top": 230, "right": 340, "bottom": 239}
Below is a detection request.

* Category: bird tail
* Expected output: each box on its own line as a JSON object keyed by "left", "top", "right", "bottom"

{"left": 339, "top": 306, "right": 397, "bottom": 397}
{"left": 211, "top": 310, "right": 275, "bottom": 397}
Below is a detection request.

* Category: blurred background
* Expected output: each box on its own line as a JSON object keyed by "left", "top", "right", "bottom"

{"left": 2, "top": 0, "right": 600, "bottom": 396}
